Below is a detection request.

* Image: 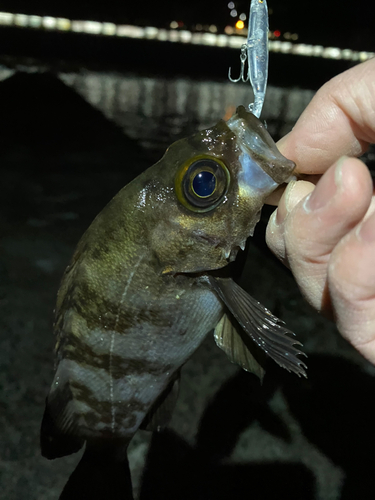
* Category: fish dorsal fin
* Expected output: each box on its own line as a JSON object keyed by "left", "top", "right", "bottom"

{"left": 140, "top": 372, "right": 180, "bottom": 432}
{"left": 209, "top": 277, "right": 307, "bottom": 378}
{"left": 214, "top": 313, "right": 265, "bottom": 381}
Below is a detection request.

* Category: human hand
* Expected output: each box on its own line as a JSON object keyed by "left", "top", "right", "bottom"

{"left": 266, "top": 58, "right": 375, "bottom": 364}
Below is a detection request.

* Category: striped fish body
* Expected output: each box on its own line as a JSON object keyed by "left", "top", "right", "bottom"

{"left": 48, "top": 243, "right": 223, "bottom": 442}
{"left": 42, "top": 107, "right": 303, "bottom": 468}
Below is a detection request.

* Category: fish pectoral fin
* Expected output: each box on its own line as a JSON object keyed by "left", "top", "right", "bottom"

{"left": 41, "top": 396, "right": 84, "bottom": 459}
{"left": 140, "top": 372, "right": 180, "bottom": 432}
{"left": 214, "top": 313, "right": 266, "bottom": 381}
{"left": 208, "top": 276, "right": 307, "bottom": 378}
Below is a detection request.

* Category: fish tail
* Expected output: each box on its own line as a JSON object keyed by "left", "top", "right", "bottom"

{"left": 59, "top": 441, "right": 133, "bottom": 500}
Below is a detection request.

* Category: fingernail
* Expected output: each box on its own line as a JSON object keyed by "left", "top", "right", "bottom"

{"left": 358, "top": 211, "right": 375, "bottom": 243}
{"left": 275, "top": 180, "right": 296, "bottom": 225}
{"left": 276, "top": 133, "right": 290, "bottom": 153}
{"left": 304, "top": 156, "right": 347, "bottom": 212}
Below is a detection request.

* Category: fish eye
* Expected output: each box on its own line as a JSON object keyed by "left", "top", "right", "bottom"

{"left": 192, "top": 171, "right": 216, "bottom": 198}
{"left": 175, "top": 156, "right": 230, "bottom": 213}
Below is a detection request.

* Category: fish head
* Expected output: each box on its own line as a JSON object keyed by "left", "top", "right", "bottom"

{"left": 136, "top": 105, "right": 295, "bottom": 274}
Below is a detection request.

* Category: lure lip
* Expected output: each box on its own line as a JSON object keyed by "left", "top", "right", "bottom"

{"left": 227, "top": 106, "right": 296, "bottom": 185}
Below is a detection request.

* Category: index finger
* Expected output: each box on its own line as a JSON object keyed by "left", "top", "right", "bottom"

{"left": 277, "top": 58, "right": 375, "bottom": 175}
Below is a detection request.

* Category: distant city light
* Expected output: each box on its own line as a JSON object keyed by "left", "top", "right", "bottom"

{"left": 230, "top": 9, "right": 238, "bottom": 17}
{"left": 0, "top": 10, "right": 372, "bottom": 63}
{"left": 29, "top": 15, "right": 43, "bottom": 28}
{"left": 43, "top": 16, "right": 56, "bottom": 29}
{"left": 228, "top": 2, "right": 235, "bottom": 9}
{"left": 239, "top": 13, "right": 247, "bottom": 21}
{"left": 14, "top": 14, "right": 28, "bottom": 27}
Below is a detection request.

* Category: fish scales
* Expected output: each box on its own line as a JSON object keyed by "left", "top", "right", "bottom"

{"left": 41, "top": 108, "right": 307, "bottom": 497}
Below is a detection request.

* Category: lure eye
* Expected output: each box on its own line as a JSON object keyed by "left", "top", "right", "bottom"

{"left": 175, "top": 156, "right": 230, "bottom": 212}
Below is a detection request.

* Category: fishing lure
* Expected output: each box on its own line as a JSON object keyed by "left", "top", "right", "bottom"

{"left": 229, "top": 0, "right": 269, "bottom": 118}
{"left": 41, "top": 2, "right": 306, "bottom": 498}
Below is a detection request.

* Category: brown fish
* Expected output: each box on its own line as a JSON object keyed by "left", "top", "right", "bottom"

{"left": 41, "top": 106, "right": 306, "bottom": 499}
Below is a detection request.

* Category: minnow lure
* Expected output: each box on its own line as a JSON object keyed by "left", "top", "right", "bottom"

{"left": 41, "top": 2, "right": 306, "bottom": 498}
{"left": 229, "top": 0, "right": 269, "bottom": 118}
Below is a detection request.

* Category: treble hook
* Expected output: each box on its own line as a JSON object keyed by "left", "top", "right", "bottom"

{"left": 228, "top": 45, "right": 249, "bottom": 83}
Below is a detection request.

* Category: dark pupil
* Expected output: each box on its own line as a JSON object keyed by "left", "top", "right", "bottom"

{"left": 192, "top": 171, "right": 216, "bottom": 197}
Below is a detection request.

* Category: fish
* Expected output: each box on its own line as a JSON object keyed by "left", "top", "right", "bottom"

{"left": 40, "top": 104, "right": 307, "bottom": 499}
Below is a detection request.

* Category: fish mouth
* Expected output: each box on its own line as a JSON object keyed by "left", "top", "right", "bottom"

{"left": 223, "top": 240, "right": 246, "bottom": 262}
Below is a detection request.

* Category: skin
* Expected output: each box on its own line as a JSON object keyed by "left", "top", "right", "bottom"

{"left": 265, "top": 58, "right": 375, "bottom": 365}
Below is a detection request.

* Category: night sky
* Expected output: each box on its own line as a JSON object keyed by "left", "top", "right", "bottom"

{"left": 0, "top": 0, "right": 374, "bottom": 49}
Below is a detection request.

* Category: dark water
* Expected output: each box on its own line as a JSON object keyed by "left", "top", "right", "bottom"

{"left": 1, "top": 66, "right": 375, "bottom": 500}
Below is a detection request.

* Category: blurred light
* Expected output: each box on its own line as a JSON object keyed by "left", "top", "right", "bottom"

{"left": 230, "top": 9, "right": 238, "bottom": 17}
{"left": 102, "top": 22, "right": 116, "bottom": 36}
{"left": 312, "top": 45, "right": 324, "bottom": 57}
{"left": 239, "top": 13, "right": 247, "bottom": 21}
{"left": 116, "top": 25, "right": 130, "bottom": 37}
{"left": 71, "top": 20, "right": 85, "bottom": 32}
{"left": 84, "top": 21, "right": 102, "bottom": 34}
{"left": 144, "top": 26, "right": 158, "bottom": 38}
{"left": 228, "top": 36, "right": 244, "bottom": 48}
{"left": 157, "top": 29, "right": 168, "bottom": 41}
{"left": 235, "top": 20, "right": 244, "bottom": 30}
{"left": 0, "top": 10, "right": 373, "bottom": 63}
{"left": 216, "top": 34, "right": 228, "bottom": 47}
{"left": 169, "top": 30, "right": 179, "bottom": 42}
{"left": 201, "top": 33, "right": 217, "bottom": 46}
{"left": 14, "top": 14, "right": 28, "bottom": 27}
{"left": 322, "top": 47, "right": 341, "bottom": 59}
{"left": 56, "top": 18, "right": 71, "bottom": 31}
{"left": 228, "top": 2, "right": 235, "bottom": 8}
{"left": 43, "top": 16, "right": 56, "bottom": 29}
{"left": 359, "top": 51, "right": 370, "bottom": 62}
{"left": 341, "top": 48, "right": 353, "bottom": 60}
{"left": 269, "top": 8, "right": 273, "bottom": 14}
{"left": 0, "top": 12, "right": 13, "bottom": 25}
{"left": 180, "top": 30, "right": 192, "bottom": 43}
{"left": 29, "top": 15, "right": 42, "bottom": 28}
{"left": 280, "top": 41, "right": 292, "bottom": 53}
